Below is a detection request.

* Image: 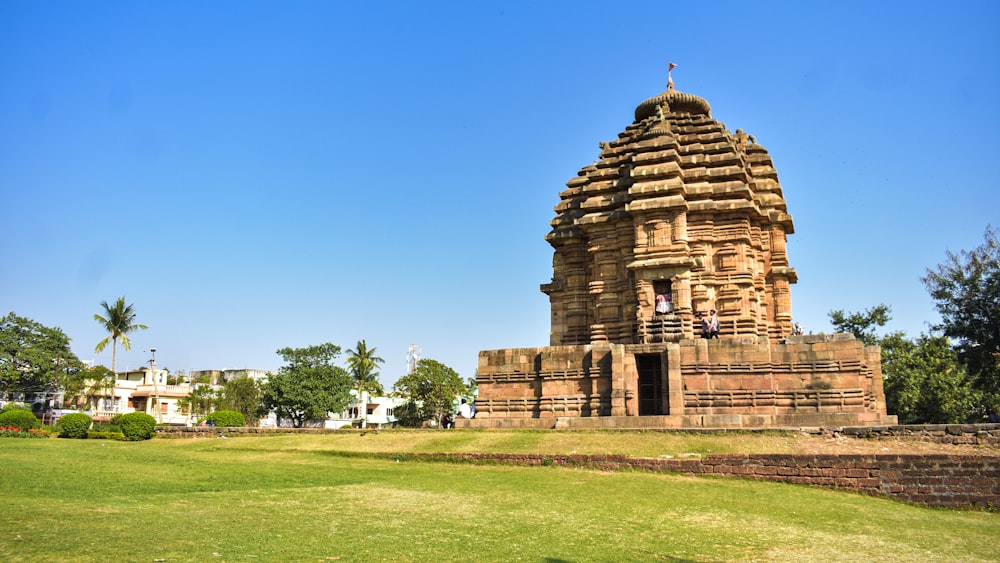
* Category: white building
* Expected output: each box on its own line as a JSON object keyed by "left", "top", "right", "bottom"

{"left": 321, "top": 394, "right": 406, "bottom": 429}
{"left": 74, "top": 368, "right": 191, "bottom": 425}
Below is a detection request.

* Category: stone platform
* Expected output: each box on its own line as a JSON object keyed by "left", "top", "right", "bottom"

{"left": 467, "top": 334, "right": 897, "bottom": 429}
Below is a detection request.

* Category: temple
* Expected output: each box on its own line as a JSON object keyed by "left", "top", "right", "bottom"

{"left": 466, "top": 69, "right": 897, "bottom": 428}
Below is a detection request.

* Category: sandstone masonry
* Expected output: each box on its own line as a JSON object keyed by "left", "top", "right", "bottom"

{"left": 471, "top": 75, "right": 896, "bottom": 429}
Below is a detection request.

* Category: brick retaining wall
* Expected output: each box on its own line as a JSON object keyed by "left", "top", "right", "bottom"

{"left": 401, "top": 452, "right": 999, "bottom": 510}
{"left": 838, "top": 423, "right": 1000, "bottom": 446}
{"left": 155, "top": 425, "right": 999, "bottom": 509}
{"left": 700, "top": 453, "right": 998, "bottom": 509}
{"left": 156, "top": 426, "right": 329, "bottom": 437}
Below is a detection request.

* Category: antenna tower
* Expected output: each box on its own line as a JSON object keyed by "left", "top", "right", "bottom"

{"left": 406, "top": 344, "right": 421, "bottom": 374}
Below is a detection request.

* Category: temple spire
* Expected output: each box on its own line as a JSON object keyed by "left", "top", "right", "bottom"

{"left": 667, "top": 61, "right": 677, "bottom": 92}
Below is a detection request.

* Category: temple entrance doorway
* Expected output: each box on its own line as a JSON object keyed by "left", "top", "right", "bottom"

{"left": 636, "top": 354, "right": 664, "bottom": 415}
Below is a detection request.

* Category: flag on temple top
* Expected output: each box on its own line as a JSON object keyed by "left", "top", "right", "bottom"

{"left": 668, "top": 62, "right": 676, "bottom": 72}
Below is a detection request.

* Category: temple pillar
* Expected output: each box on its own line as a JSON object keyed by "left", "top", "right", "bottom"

{"left": 665, "top": 343, "right": 683, "bottom": 415}
{"left": 609, "top": 344, "right": 627, "bottom": 416}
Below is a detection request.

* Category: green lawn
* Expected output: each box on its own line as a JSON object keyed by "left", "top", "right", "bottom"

{"left": 1, "top": 433, "right": 997, "bottom": 562}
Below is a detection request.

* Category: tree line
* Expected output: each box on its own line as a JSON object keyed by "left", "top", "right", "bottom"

{"left": 183, "top": 341, "right": 471, "bottom": 427}
{"left": 829, "top": 226, "right": 999, "bottom": 423}
{"left": 0, "top": 304, "right": 471, "bottom": 427}
{"left": 3, "top": 227, "right": 996, "bottom": 425}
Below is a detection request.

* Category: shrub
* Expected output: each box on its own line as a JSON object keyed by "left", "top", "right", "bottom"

{"left": 392, "top": 401, "right": 425, "bottom": 428}
{"left": 117, "top": 412, "right": 157, "bottom": 441}
{"left": 205, "top": 410, "right": 245, "bottom": 427}
{"left": 0, "top": 409, "right": 41, "bottom": 431}
{"left": 87, "top": 431, "right": 125, "bottom": 440}
{"left": 57, "top": 413, "right": 93, "bottom": 439}
{"left": 1, "top": 402, "right": 31, "bottom": 413}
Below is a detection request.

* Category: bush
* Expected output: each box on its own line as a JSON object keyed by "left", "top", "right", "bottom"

{"left": 57, "top": 413, "right": 93, "bottom": 439}
{"left": 87, "top": 431, "right": 125, "bottom": 440}
{"left": 117, "top": 412, "right": 157, "bottom": 441}
{"left": 0, "top": 408, "right": 41, "bottom": 431}
{"left": 205, "top": 410, "right": 245, "bottom": 427}
{"left": 1, "top": 402, "right": 31, "bottom": 413}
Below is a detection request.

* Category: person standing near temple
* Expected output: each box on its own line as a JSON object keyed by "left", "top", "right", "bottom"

{"left": 708, "top": 310, "right": 720, "bottom": 339}
{"left": 457, "top": 399, "right": 473, "bottom": 419}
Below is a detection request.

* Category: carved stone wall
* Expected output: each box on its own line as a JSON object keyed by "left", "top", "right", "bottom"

{"left": 475, "top": 80, "right": 894, "bottom": 428}
{"left": 474, "top": 335, "right": 894, "bottom": 428}
{"left": 542, "top": 90, "right": 796, "bottom": 345}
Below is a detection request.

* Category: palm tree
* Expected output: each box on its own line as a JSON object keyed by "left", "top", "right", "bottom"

{"left": 93, "top": 297, "right": 148, "bottom": 377}
{"left": 346, "top": 340, "right": 384, "bottom": 429}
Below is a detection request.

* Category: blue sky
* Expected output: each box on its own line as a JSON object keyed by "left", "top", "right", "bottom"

{"left": 2, "top": 1, "right": 998, "bottom": 388}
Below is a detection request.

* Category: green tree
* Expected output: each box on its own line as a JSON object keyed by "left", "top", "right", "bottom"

{"left": 922, "top": 226, "right": 1000, "bottom": 415}
{"left": 178, "top": 384, "right": 219, "bottom": 422}
{"left": 346, "top": 340, "right": 384, "bottom": 428}
{"left": 80, "top": 365, "right": 116, "bottom": 411}
{"left": 827, "top": 306, "right": 980, "bottom": 423}
{"left": 828, "top": 304, "right": 892, "bottom": 346}
{"left": 392, "top": 358, "right": 464, "bottom": 427}
{"left": 190, "top": 372, "right": 213, "bottom": 384}
{"left": 259, "top": 343, "right": 353, "bottom": 428}
{"left": 204, "top": 410, "right": 245, "bottom": 427}
{"left": 54, "top": 361, "right": 90, "bottom": 409}
{"left": 166, "top": 370, "right": 186, "bottom": 385}
{"left": 465, "top": 376, "right": 478, "bottom": 401}
{"left": 220, "top": 375, "right": 262, "bottom": 426}
{"left": 390, "top": 400, "right": 426, "bottom": 428}
{"left": 93, "top": 297, "right": 148, "bottom": 374}
{"left": 0, "top": 313, "right": 82, "bottom": 410}
{"left": 881, "top": 332, "right": 980, "bottom": 424}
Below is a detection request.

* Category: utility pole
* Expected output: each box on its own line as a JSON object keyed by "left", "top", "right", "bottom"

{"left": 47, "top": 356, "right": 60, "bottom": 426}
{"left": 150, "top": 348, "right": 159, "bottom": 423}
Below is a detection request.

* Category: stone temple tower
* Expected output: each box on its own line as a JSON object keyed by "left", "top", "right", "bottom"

{"left": 542, "top": 86, "right": 797, "bottom": 346}
{"left": 470, "top": 71, "right": 895, "bottom": 429}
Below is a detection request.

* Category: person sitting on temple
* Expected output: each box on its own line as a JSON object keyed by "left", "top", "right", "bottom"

{"left": 708, "top": 310, "right": 720, "bottom": 339}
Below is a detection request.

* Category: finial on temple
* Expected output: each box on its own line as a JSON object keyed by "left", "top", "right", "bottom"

{"left": 667, "top": 61, "right": 677, "bottom": 92}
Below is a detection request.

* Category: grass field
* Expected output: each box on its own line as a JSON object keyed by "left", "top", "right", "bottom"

{"left": 1, "top": 431, "right": 997, "bottom": 562}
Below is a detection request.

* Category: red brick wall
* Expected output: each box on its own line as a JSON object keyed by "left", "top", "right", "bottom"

{"left": 408, "top": 452, "right": 999, "bottom": 510}
{"left": 156, "top": 426, "right": 999, "bottom": 509}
